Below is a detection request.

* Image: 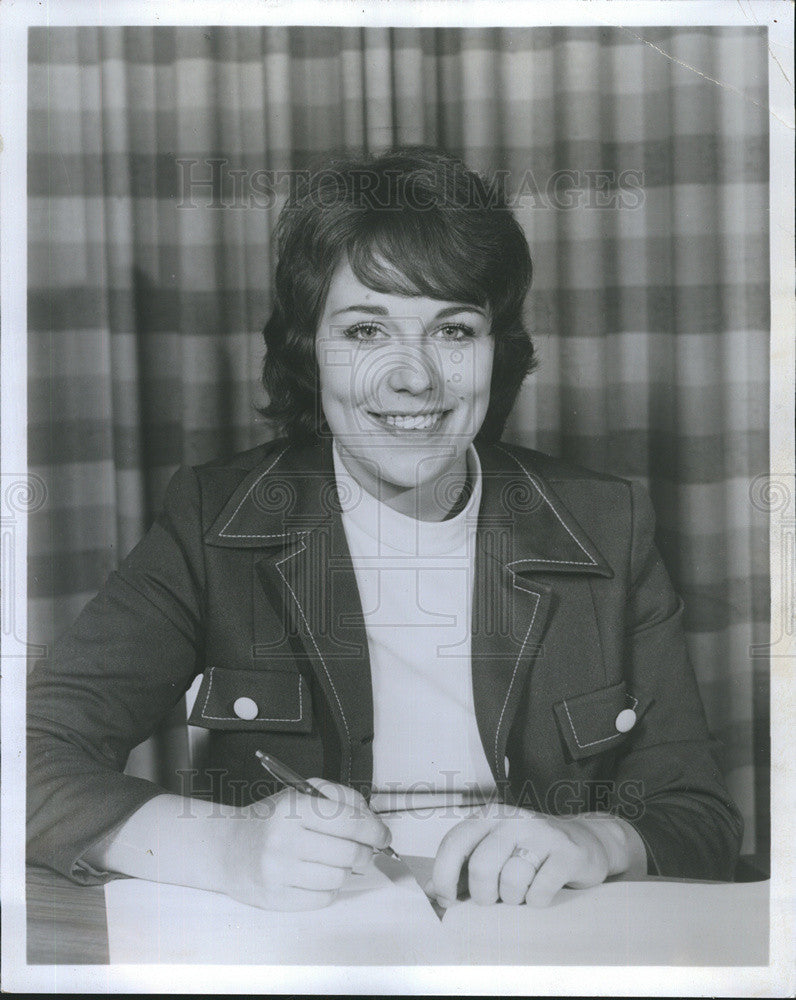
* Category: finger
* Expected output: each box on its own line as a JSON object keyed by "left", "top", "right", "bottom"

{"left": 285, "top": 859, "right": 351, "bottom": 892}
{"left": 432, "top": 819, "right": 495, "bottom": 902}
{"left": 351, "top": 843, "right": 375, "bottom": 872}
{"left": 302, "top": 780, "right": 386, "bottom": 847}
{"left": 524, "top": 856, "right": 573, "bottom": 908}
{"left": 299, "top": 797, "right": 391, "bottom": 850}
{"left": 498, "top": 855, "right": 537, "bottom": 905}
{"left": 466, "top": 828, "right": 547, "bottom": 906}
{"left": 467, "top": 829, "right": 522, "bottom": 906}
{"left": 294, "top": 828, "right": 371, "bottom": 870}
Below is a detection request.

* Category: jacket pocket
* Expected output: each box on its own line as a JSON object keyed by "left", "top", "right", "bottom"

{"left": 187, "top": 666, "right": 313, "bottom": 733}
{"left": 553, "top": 680, "right": 645, "bottom": 761}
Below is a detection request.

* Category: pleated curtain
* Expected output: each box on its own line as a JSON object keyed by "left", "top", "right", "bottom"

{"left": 27, "top": 26, "right": 770, "bottom": 854}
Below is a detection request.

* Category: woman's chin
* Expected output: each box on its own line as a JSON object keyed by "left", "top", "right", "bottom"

{"left": 342, "top": 448, "right": 467, "bottom": 494}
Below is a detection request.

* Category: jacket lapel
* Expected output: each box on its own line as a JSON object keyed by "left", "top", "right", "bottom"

{"left": 205, "top": 439, "right": 375, "bottom": 791}
{"left": 204, "top": 436, "right": 615, "bottom": 798}
{"left": 472, "top": 443, "right": 613, "bottom": 789}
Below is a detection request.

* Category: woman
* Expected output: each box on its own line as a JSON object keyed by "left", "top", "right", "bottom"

{"left": 27, "top": 148, "right": 742, "bottom": 912}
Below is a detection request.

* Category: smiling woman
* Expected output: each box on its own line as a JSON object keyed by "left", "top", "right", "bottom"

{"left": 260, "top": 148, "right": 534, "bottom": 520}
{"left": 27, "top": 147, "right": 743, "bottom": 914}
{"left": 315, "top": 265, "right": 494, "bottom": 519}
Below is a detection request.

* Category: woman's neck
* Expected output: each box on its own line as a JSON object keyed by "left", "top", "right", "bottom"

{"left": 335, "top": 446, "right": 470, "bottom": 523}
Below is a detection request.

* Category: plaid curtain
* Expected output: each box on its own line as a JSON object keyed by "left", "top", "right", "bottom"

{"left": 28, "top": 26, "right": 770, "bottom": 856}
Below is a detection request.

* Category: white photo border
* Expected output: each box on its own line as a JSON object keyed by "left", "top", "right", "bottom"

{"left": 2, "top": 0, "right": 793, "bottom": 994}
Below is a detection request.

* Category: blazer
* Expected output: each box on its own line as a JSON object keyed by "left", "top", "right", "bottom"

{"left": 27, "top": 436, "right": 743, "bottom": 884}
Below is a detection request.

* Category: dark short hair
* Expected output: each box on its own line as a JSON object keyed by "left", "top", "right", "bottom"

{"left": 260, "top": 146, "right": 536, "bottom": 443}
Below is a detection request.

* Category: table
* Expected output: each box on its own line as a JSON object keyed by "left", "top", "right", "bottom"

{"left": 27, "top": 866, "right": 108, "bottom": 965}
{"left": 27, "top": 861, "right": 770, "bottom": 967}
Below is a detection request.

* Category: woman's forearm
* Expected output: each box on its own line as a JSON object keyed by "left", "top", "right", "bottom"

{"left": 81, "top": 783, "right": 391, "bottom": 911}
{"left": 82, "top": 793, "right": 232, "bottom": 893}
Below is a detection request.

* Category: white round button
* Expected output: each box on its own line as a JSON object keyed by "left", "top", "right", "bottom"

{"left": 233, "top": 696, "right": 259, "bottom": 721}
{"left": 615, "top": 708, "right": 636, "bottom": 733}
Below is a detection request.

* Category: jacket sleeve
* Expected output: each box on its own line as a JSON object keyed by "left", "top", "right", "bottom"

{"left": 612, "top": 481, "right": 744, "bottom": 881}
{"left": 27, "top": 466, "right": 206, "bottom": 885}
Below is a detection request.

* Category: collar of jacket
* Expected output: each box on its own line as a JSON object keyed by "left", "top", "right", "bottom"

{"left": 204, "top": 436, "right": 614, "bottom": 792}
{"left": 204, "top": 436, "right": 612, "bottom": 573}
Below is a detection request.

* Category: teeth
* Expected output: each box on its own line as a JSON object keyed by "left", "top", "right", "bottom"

{"left": 378, "top": 412, "right": 442, "bottom": 430}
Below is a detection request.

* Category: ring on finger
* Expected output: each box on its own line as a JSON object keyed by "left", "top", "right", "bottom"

{"left": 509, "top": 847, "right": 545, "bottom": 872}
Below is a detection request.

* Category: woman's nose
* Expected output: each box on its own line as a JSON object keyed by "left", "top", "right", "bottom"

{"left": 384, "top": 346, "right": 438, "bottom": 394}
{"left": 386, "top": 362, "right": 434, "bottom": 394}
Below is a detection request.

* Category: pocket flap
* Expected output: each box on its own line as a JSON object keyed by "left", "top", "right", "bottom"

{"left": 553, "top": 681, "right": 643, "bottom": 761}
{"left": 188, "top": 666, "right": 312, "bottom": 733}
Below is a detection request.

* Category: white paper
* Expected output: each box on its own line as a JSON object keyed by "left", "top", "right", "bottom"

{"left": 105, "top": 805, "right": 769, "bottom": 966}
{"left": 440, "top": 879, "right": 769, "bottom": 966}
{"left": 106, "top": 869, "right": 768, "bottom": 967}
{"left": 105, "top": 853, "right": 447, "bottom": 966}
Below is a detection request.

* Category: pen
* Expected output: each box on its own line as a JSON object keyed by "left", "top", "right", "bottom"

{"left": 255, "top": 750, "right": 403, "bottom": 861}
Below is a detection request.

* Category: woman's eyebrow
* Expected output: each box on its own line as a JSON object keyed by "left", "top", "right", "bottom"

{"left": 330, "top": 303, "right": 486, "bottom": 319}
{"left": 330, "top": 304, "right": 389, "bottom": 318}
{"left": 434, "top": 304, "right": 488, "bottom": 319}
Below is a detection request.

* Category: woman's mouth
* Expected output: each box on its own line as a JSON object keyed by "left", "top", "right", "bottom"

{"left": 367, "top": 410, "right": 447, "bottom": 431}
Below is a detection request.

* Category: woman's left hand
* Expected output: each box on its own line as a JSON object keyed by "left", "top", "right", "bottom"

{"left": 429, "top": 811, "right": 642, "bottom": 908}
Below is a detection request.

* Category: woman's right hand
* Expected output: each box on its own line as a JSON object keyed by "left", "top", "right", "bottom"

{"left": 214, "top": 779, "right": 392, "bottom": 911}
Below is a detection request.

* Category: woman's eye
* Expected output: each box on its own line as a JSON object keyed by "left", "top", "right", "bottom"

{"left": 344, "top": 322, "right": 385, "bottom": 341}
{"left": 434, "top": 323, "right": 475, "bottom": 341}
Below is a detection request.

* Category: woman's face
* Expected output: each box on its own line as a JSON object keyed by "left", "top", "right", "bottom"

{"left": 315, "top": 261, "right": 494, "bottom": 498}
